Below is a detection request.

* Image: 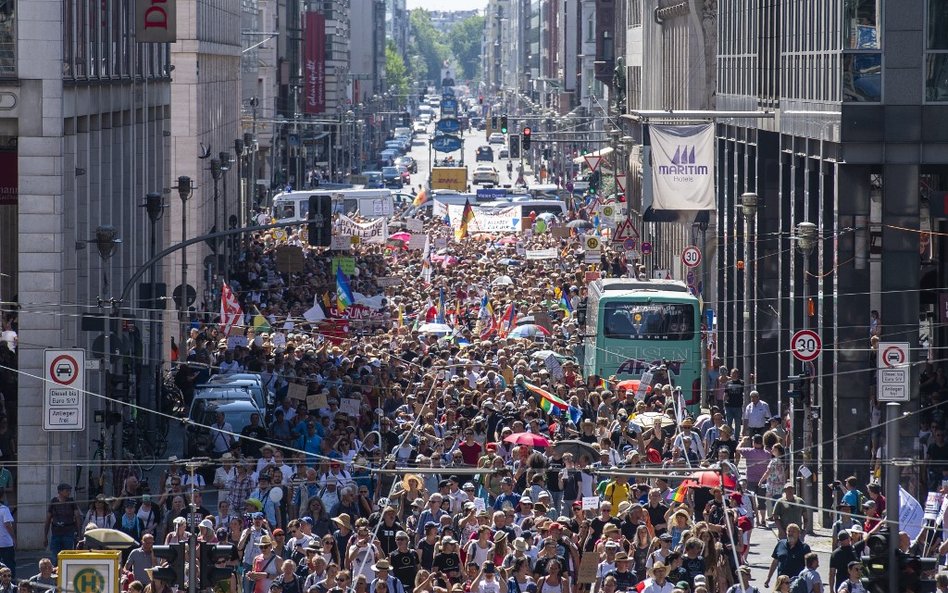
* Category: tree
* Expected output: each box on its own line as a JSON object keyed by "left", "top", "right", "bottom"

{"left": 409, "top": 9, "right": 449, "bottom": 83}
{"left": 385, "top": 40, "right": 410, "bottom": 103}
{"left": 447, "top": 15, "right": 485, "bottom": 81}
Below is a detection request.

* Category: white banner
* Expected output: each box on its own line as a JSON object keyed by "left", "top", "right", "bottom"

{"left": 447, "top": 205, "right": 522, "bottom": 233}
{"left": 433, "top": 200, "right": 450, "bottom": 219}
{"left": 900, "top": 486, "right": 925, "bottom": 540}
{"left": 335, "top": 215, "right": 387, "bottom": 244}
{"left": 525, "top": 248, "right": 558, "bottom": 260}
{"left": 649, "top": 123, "right": 716, "bottom": 211}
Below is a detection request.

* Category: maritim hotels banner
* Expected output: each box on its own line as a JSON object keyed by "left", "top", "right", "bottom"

{"left": 648, "top": 123, "right": 716, "bottom": 211}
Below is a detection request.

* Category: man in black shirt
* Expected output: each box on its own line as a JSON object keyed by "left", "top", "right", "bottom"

{"left": 389, "top": 531, "right": 418, "bottom": 591}
{"left": 605, "top": 552, "right": 639, "bottom": 591}
{"left": 828, "top": 530, "right": 859, "bottom": 592}
{"left": 724, "top": 369, "right": 745, "bottom": 436}
{"left": 680, "top": 539, "right": 705, "bottom": 588}
{"left": 645, "top": 488, "right": 669, "bottom": 535}
{"left": 240, "top": 412, "right": 269, "bottom": 457}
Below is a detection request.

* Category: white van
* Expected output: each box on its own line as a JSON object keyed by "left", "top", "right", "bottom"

{"left": 480, "top": 198, "right": 568, "bottom": 218}
{"left": 271, "top": 189, "right": 394, "bottom": 222}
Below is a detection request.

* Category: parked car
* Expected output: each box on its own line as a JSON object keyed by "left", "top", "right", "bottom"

{"left": 499, "top": 147, "right": 509, "bottom": 159}
{"left": 476, "top": 146, "right": 494, "bottom": 162}
{"left": 472, "top": 165, "right": 500, "bottom": 185}
{"left": 489, "top": 132, "right": 506, "bottom": 144}
{"left": 184, "top": 398, "right": 266, "bottom": 458}
{"left": 395, "top": 155, "right": 418, "bottom": 173}
{"left": 396, "top": 164, "right": 411, "bottom": 185}
{"left": 382, "top": 166, "right": 404, "bottom": 188}
{"left": 363, "top": 171, "right": 384, "bottom": 188}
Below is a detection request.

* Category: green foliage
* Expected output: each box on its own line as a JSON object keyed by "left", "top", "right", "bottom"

{"left": 409, "top": 9, "right": 450, "bottom": 83}
{"left": 447, "top": 15, "right": 485, "bottom": 81}
{"left": 385, "top": 40, "right": 411, "bottom": 102}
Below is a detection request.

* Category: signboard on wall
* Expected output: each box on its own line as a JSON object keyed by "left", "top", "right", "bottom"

{"left": 303, "top": 12, "right": 326, "bottom": 114}
{"left": 135, "top": 0, "right": 177, "bottom": 43}
{"left": 0, "top": 147, "right": 15, "bottom": 205}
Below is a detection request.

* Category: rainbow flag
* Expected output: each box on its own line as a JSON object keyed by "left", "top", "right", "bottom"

{"left": 560, "top": 294, "right": 573, "bottom": 317}
{"left": 336, "top": 266, "right": 355, "bottom": 313}
{"left": 666, "top": 483, "right": 688, "bottom": 503}
{"left": 413, "top": 188, "right": 429, "bottom": 207}
{"left": 524, "top": 381, "right": 569, "bottom": 414}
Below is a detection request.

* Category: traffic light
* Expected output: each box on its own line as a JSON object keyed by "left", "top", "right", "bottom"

{"left": 509, "top": 135, "right": 521, "bottom": 159}
{"left": 200, "top": 543, "right": 236, "bottom": 589}
{"left": 500, "top": 116, "right": 508, "bottom": 134}
{"left": 522, "top": 127, "right": 532, "bottom": 150}
{"left": 153, "top": 543, "right": 186, "bottom": 588}
{"left": 491, "top": 116, "right": 498, "bottom": 129}
{"left": 308, "top": 194, "right": 333, "bottom": 247}
{"left": 588, "top": 169, "right": 601, "bottom": 192}
{"left": 861, "top": 532, "right": 889, "bottom": 593}
{"left": 543, "top": 148, "right": 551, "bottom": 160}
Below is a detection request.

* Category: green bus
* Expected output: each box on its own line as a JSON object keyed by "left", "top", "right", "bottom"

{"left": 580, "top": 279, "right": 703, "bottom": 410}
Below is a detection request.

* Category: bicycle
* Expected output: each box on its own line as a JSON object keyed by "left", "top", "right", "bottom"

{"left": 122, "top": 414, "right": 162, "bottom": 471}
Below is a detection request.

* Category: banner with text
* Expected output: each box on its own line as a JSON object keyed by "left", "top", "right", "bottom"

{"left": 447, "top": 205, "right": 522, "bottom": 233}
{"left": 303, "top": 12, "right": 326, "bottom": 114}
{"left": 649, "top": 123, "right": 716, "bottom": 211}
{"left": 136, "top": 0, "right": 176, "bottom": 42}
{"left": 335, "top": 215, "right": 387, "bottom": 243}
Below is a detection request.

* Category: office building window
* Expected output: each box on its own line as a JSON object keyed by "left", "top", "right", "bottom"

{"left": 843, "top": 54, "right": 881, "bottom": 101}
{"left": 0, "top": 0, "right": 13, "bottom": 77}
{"left": 926, "top": 0, "right": 948, "bottom": 100}
{"left": 844, "top": 0, "right": 880, "bottom": 49}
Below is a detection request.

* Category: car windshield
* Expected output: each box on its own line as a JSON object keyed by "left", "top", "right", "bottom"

{"left": 603, "top": 302, "right": 695, "bottom": 340}
{"left": 383, "top": 167, "right": 398, "bottom": 175}
{"left": 199, "top": 407, "right": 257, "bottom": 434}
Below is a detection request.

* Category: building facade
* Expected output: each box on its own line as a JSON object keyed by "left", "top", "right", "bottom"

{"left": 2, "top": 0, "right": 172, "bottom": 546}
{"left": 716, "top": 0, "right": 942, "bottom": 502}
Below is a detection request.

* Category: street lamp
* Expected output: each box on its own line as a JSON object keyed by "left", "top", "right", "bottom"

{"left": 88, "top": 225, "right": 122, "bottom": 468}
{"left": 140, "top": 193, "right": 165, "bottom": 431}
{"left": 174, "top": 175, "right": 194, "bottom": 358}
{"left": 740, "top": 192, "right": 758, "bottom": 409}
{"left": 219, "top": 152, "right": 232, "bottom": 280}
{"left": 793, "top": 219, "right": 818, "bottom": 532}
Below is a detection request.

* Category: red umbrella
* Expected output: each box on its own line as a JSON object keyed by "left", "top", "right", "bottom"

{"left": 616, "top": 379, "right": 651, "bottom": 394}
{"left": 503, "top": 432, "right": 551, "bottom": 447}
{"left": 687, "top": 470, "right": 737, "bottom": 490}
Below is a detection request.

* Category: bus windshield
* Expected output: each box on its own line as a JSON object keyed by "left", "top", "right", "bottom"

{"left": 603, "top": 302, "right": 695, "bottom": 340}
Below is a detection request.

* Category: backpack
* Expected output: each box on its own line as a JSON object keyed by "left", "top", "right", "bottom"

{"left": 789, "top": 575, "right": 810, "bottom": 593}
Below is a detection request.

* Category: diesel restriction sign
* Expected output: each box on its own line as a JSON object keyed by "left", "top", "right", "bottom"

{"left": 791, "top": 329, "right": 822, "bottom": 362}
{"left": 877, "top": 342, "right": 910, "bottom": 402}
{"left": 44, "top": 349, "right": 86, "bottom": 432}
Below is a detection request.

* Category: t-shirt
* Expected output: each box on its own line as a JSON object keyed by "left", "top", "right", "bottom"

{"left": 125, "top": 547, "right": 155, "bottom": 584}
{"left": 646, "top": 503, "right": 669, "bottom": 534}
{"left": 725, "top": 380, "right": 745, "bottom": 407}
{"left": 389, "top": 549, "right": 419, "bottom": 590}
{"left": 772, "top": 496, "right": 806, "bottom": 527}
{"left": 605, "top": 569, "right": 639, "bottom": 591}
{"left": 771, "top": 539, "right": 810, "bottom": 577}
{"left": 798, "top": 567, "right": 822, "bottom": 593}
{"left": 829, "top": 545, "right": 858, "bottom": 591}
{"left": 48, "top": 497, "right": 79, "bottom": 535}
{"left": 681, "top": 555, "right": 704, "bottom": 586}
{"left": 458, "top": 442, "right": 483, "bottom": 466}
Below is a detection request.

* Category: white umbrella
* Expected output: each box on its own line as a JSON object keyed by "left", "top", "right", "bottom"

{"left": 418, "top": 322, "right": 453, "bottom": 336}
{"left": 492, "top": 275, "right": 514, "bottom": 287}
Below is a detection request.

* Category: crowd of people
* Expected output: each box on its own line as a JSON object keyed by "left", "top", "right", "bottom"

{"left": 0, "top": 199, "right": 939, "bottom": 593}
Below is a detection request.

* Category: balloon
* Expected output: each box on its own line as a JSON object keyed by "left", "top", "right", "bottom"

{"left": 269, "top": 487, "right": 284, "bottom": 503}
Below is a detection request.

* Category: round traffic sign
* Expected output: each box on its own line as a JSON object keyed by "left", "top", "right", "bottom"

{"left": 641, "top": 242, "right": 652, "bottom": 255}
{"left": 791, "top": 329, "right": 822, "bottom": 362}
{"left": 681, "top": 245, "right": 702, "bottom": 268}
{"left": 881, "top": 345, "right": 907, "bottom": 367}
{"left": 49, "top": 354, "right": 80, "bottom": 386}
{"left": 623, "top": 238, "right": 637, "bottom": 250}
{"left": 584, "top": 236, "right": 601, "bottom": 251}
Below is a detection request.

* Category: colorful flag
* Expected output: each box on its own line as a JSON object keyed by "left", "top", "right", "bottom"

{"left": 568, "top": 405, "right": 583, "bottom": 425}
{"left": 666, "top": 483, "right": 688, "bottom": 503}
{"left": 336, "top": 266, "right": 355, "bottom": 313}
{"left": 437, "top": 287, "right": 447, "bottom": 323}
{"left": 559, "top": 292, "right": 573, "bottom": 317}
{"left": 420, "top": 235, "right": 433, "bottom": 283}
{"left": 498, "top": 303, "right": 517, "bottom": 337}
{"left": 252, "top": 306, "right": 272, "bottom": 334}
{"left": 412, "top": 187, "right": 429, "bottom": 207}
{"left": 524, "top": 381, "right": 569, "bottom": 415}
{"left": 455, "top": 199, "right": 475, "bottom": 241}
{"left": 220, "top": 281, "right": 243, "bottom": 335}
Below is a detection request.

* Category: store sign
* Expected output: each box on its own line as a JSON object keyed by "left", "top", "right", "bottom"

{"left": 135, "top": 0, "right": 176, "bottom": 42}
{"left": 303, "top": 12, "right": 326, "bottom": 114}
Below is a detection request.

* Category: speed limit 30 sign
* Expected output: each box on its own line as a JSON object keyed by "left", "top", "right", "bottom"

{"left": 681, "top": 245, "right": 701, "bottom": 268}
{"left": 791, "top": 329, "right": 822, "bottom": 362}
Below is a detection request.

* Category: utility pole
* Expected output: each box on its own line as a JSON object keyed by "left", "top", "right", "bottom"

{"left": 795, "top": 221, "right": 818, "bottom": 532}
{"left": 740, "top": 193, "right": 758, "bottom": 412}
{"left": 175, "top": 177, "right": 193, "bottom": 358}
{"left": 886, "top": 402, "right": 901, "bottom": 593}
{"left": 187, "top": 461, "right": 201, "bottom": 593}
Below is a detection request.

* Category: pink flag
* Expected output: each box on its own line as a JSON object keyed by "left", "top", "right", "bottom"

{"left": 220, "top": 281, "right": 244, "bottom": 335}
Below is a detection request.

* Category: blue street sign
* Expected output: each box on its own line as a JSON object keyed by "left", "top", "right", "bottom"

{"left": 436, "top": 117, "right": 461, "bottom": 134}
{"left": 440, "top": 98, "right": 458, "bottom": 112}
{"left": 431, "top": 134, "right": 462, "bottom": 153}
{"left": 476, "top": 188, "right": 507, "bottom": 199}
{"left": 705, "top": 308, "right": 714, "bottom": 329}
{"left": 641, "top": 241, "right": 652, "bottom": 255}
